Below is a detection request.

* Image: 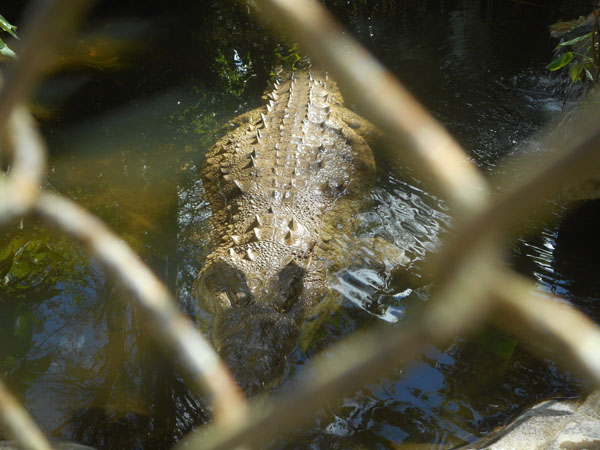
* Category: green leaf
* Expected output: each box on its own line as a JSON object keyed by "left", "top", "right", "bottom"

{"left": 569, "top": 61, "right": 584, "bottom": 82}
{"left": 585, "top": 68, "right": 594, "bottom": 81}
{"left": 556, "top": 31, "right": 592, "bottom": 48}
{"left": 14, "top": 312, "right": 35, "bottom": 340}
{"left": 0, "top": 247, "right": 14, "bottom": 279}
{"left": 0, "top": 14, "right": 18, "bottom": 39}
{"left": 0, "top": 38, "right": 16, "bottom": 59}
{"left": 546, "top": 51, "right": 573, "bottom": 71}
{"left": 10, "top": 260, "right": 30, "bottom": 279}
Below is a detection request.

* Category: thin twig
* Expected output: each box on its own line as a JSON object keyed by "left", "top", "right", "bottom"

{"left": 592, "top": 9, "right": 600, "bottom": 83}
{"left": 0, "top": 379, "right": 52, "bottom": 450}
{"left": 34, "top": 192, "right": 247, "bottom": 423}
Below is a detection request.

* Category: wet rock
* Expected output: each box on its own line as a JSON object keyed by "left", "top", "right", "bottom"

{"left": 0, "top": 441, "right": 97, "bottom": 450}
{"left": 548, "top": 14, "right": 597, "bottom": 102}
{"left": 551, "top": 14, "right": 596, "bottom": 41}
{"left": 465, "top": 390, "right": 600, "bottom": 450}
{"left": 563, "top": 175, "right": 600, "bottom": 202}
{"left": 554, "top": 94, "right": 600, "bottom": 202}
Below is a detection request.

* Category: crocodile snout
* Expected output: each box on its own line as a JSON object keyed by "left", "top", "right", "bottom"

{"left": 214, "top": 304, "right": 302, "bottom": 395}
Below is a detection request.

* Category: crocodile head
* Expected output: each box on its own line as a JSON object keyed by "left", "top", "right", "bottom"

{"left": 195, "top": 244, "right": 325, "bottom": 395}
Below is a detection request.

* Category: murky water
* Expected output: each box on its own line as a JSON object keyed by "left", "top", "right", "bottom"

{"left": 1, "top": 0, "right": 599, "bottom": 448}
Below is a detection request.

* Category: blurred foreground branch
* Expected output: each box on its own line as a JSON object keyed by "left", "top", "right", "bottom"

{"left": 434, "top": 109, "right": 600, "bottom": 281}
{"left": 494, "top": 272, "right": 600, "bottom": 384}
{"left": 2, "top": 0, "right": 600, "bottom": 448}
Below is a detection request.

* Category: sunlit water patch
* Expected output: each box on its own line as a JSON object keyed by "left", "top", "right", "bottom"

{"left": 327, "top": 171, "right": 450, "bottom": 325}
{"left": 513, "top": 200, "right": 600, "bottom": 322}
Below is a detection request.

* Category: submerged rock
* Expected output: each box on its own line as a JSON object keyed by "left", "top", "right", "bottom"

{"left": 464, "top": 390, "right": 600, "bottom": 450}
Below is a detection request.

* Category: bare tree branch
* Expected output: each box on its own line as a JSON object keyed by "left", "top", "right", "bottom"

{"left": 176, "top": 1, "right": 600, "bottom": 448}
{"left": 0, "top": 1, "right": 99, "bottom": 447}
{"left": 0, "top": 0, "right": 247, "bottom": 431}
{"left": 1, "top": 0, "right": 599, "bottom": 449}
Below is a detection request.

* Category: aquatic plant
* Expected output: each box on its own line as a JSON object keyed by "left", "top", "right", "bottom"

{"left": 0, "top": 14, "right": 18, "bottom": 59}
{"left": 547, "top": 9, "right": 600, "bottom": 83}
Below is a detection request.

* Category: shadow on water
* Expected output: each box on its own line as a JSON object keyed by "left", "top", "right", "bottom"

{"left": 1, "top": 0, "right": 599, "bottom": 448}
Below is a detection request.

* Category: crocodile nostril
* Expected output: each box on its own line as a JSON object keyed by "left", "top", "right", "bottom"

{"left": 273, "top": 276, "right": 303, "bottom": 313}
{"left": 274, "top": 294, "right": 295, "bottom": 313}
{"left": 235, "top": 291, "right": 250, "bottom": 306}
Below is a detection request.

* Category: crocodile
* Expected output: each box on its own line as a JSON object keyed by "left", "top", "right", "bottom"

{"left": 195, "top": 68, "right": 403, "bottom": 395}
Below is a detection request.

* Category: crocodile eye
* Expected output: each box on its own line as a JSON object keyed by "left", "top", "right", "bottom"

{"left": 287, "top": 276, "right": 303, "bottom": 304}
{"left": 197, "top": 261, "right": 251, "bottom": 312}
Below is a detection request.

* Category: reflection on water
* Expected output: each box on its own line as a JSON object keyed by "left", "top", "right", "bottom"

{"left": 1, "top": 0, "right": 599, "bottom": 448}
{"left": 514, "top": 200, "right": 600, "bottom": 323}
